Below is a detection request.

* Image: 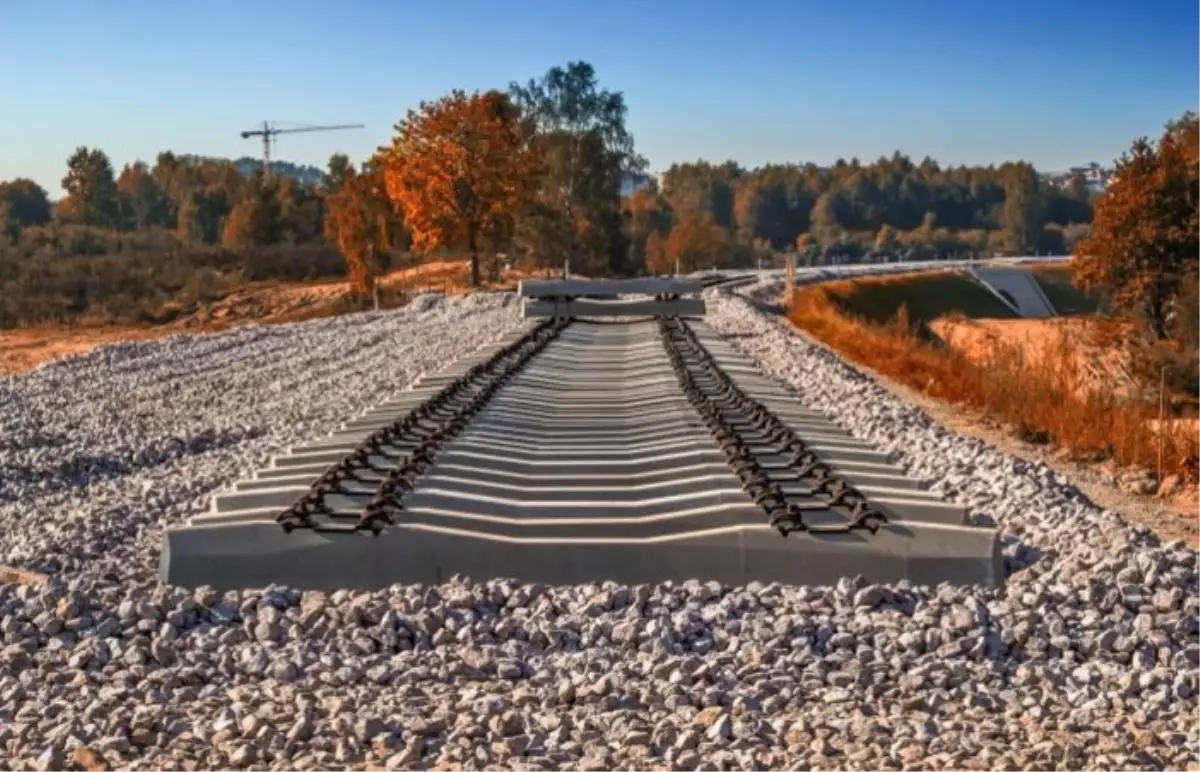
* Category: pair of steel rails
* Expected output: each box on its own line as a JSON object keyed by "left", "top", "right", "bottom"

{"left": 160, "top": 277, "right": 1001, "bottom": 590}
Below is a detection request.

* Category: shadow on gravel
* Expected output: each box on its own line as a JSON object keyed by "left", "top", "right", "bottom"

{"left": 0, "top": 426, "right": 267, "bottom": 503}
{"left": 756, "top": 302, "right": 787, "bottom": 316}
{"left": 0, "top": 431, "right": 72, "bottom": 453}
{"left": 970, "top": 512, "right": 997, "bottom": 528}
{"left": 1001, "top": 535, "right": 1046, "bottom": 576}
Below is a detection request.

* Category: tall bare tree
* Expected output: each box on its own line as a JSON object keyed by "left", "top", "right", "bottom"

{"left": 510, "top": 62, "right": 645, "bottom": 275}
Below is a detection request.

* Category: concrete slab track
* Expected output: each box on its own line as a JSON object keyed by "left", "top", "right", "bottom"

{"left": 161, "top": 319, "right": 1002, "bottom": 590}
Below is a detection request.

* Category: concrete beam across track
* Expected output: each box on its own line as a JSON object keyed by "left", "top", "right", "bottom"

{"left": 161, "top": 320, "right": 1002, "bottom": 590}
{"left": 518, "top": 277, "right": 705, "bottom": 297}
{"left": 522, "top": 297, "right": 706, "bottom": 319}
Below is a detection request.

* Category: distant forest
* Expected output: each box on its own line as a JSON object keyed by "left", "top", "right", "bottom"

{"left": 0, "top": 147, "right": 1094, "bottom": 270}
{"left": 644, "top": 155, "right": 1094, "bottom": 265}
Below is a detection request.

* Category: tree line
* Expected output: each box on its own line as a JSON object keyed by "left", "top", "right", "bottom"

{"left": 654, "top": 154, "right": 1094, "bottom": 263}
{"left": 0, "top": 60, "right": 1103, "bottom": 291}
{"left": 0, "top": 150, "right": 330, "bottom": 251}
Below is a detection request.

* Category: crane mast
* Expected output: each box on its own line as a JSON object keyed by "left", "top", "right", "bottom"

{"left": 239, "top": 121, "right": 365, "bottom": 177}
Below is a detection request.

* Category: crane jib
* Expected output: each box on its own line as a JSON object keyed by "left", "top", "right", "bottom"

{"left": 238, "top": 121, "right": 365, "bottom": 176}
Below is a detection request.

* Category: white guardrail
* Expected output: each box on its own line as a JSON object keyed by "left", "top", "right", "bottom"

{"left": 695, "top": 255, "right": 1070, "bottom": 282}
{"left": 690, "top": 256, "right": 1071, "bottom": 301}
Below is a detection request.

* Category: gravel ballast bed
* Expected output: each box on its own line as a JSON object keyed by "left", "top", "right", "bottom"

{"left": 0, "top": 292, "right": 522, "bottom": 576}
{"left": 0, "top": 286, "right": 1195, "bottom": 770}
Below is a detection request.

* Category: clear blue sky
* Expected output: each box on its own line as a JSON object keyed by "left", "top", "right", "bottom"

{"left": 2, "top": 0, "right": 1196, "bottom": 197}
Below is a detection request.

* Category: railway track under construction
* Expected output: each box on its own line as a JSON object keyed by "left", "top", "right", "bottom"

{"left": 160, "top": 277, "right": 1001, "bottom": 590}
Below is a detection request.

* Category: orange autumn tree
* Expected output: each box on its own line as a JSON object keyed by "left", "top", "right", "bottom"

{"left": 644, "top": 231, "right": 671, "bottom": 275}
{"left": 323, "top": 163, "right": 400, "bottom": 298}
{"left": 1166, "top": 110, "right": 1200, "bottom": 164}
{"left": 1073, "top": 112, "right": 1199, "bottom": 340}
{"left": 625, "top": 187, "right": 672, "bottom": 274}
{"left": 380, "top": 90, "right": 532, "bottom": 287}
{"left": 665, "top": 211, "right": 731, "bottom": 273}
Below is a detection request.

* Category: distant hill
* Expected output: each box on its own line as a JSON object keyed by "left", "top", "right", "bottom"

{"left": 170, "top": 154, "right": 327, "bottom": 187}
{"left": 176, "top": 156, "right": 650, "bottom": 194}
{"left": 232, "top": 157, "right": 325, "bottom": 187}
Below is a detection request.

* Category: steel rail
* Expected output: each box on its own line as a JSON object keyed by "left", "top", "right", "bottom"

{"left": 657, "top": 316, "right": 890, "bottom": 537}
{"left": 275, "top": 318, "right": 569, "bottom": 534}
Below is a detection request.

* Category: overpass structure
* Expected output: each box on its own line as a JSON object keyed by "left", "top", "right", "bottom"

{"left": 965, "top": 266, "right": 1058, "bottom": 318}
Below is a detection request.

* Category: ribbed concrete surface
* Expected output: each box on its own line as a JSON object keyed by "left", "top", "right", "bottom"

{"left": 161, "top": 321, "right": 1002, "bottom": 590}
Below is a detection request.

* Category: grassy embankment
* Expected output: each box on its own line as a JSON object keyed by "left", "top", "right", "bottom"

{"left": 787, "top": 268, "right": 1198, "bottom": 482}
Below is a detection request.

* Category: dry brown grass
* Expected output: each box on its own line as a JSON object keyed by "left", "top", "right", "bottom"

{"left": 929, "top": 316, "right": 1141, "bottom": 401}
{"left": 788, "top": 283, "right": 1199, "bottom": 481}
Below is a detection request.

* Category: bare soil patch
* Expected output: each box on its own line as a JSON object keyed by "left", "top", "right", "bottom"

{"left": 0, "top": 327, "right": 174, "bottom": 376}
